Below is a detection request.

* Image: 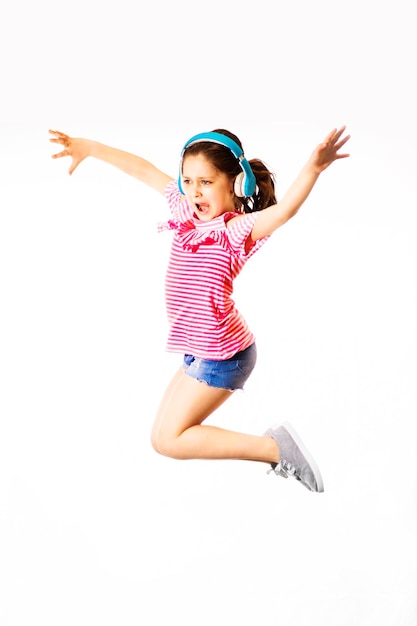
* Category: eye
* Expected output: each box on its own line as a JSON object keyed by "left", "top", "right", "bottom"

{"left": 202, "top": 180, "right": 211, "bottom": 185}
{"left": 182, "top": 178, "right": 191, "bottom": 185}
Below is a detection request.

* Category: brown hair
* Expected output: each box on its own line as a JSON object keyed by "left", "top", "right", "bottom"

{"left": 181, "top": 128, "right": 277, "bottom": 213}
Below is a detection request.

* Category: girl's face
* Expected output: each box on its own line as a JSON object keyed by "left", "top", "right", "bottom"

{"left": 181, "top": 154, "right": 236, "bottom": 221}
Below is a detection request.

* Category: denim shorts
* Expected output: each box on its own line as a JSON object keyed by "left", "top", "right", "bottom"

{"left": 183, "top": 343, "right": 257, "bottom": 391}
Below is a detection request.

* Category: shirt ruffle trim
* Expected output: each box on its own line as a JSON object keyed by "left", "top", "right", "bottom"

{"left": 157, "top": 219, "right": 230, "bottom": 253}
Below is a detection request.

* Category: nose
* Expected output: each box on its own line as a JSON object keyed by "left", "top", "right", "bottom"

{"left": 192, "top": 184, "right": 201, "bottom": 198}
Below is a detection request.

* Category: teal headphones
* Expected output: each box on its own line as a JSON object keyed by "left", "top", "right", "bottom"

{"left": 178, "top": 131, "right": 256, "bottom": 198}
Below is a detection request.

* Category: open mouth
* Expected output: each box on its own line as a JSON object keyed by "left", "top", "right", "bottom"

{"left": 195, "top": 203, "right": 209, "bottom": 215}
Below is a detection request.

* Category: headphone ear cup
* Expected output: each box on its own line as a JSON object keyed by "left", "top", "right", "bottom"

{"left": 234, "top": 172, "right": 245, "bottom": 197}
{"left": 178, "top": 174, "right": 184, "bottom": 195}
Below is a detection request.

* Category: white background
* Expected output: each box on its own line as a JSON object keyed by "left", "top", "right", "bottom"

{"left": 1, "top": 0, "right": 416, "bottom": 624}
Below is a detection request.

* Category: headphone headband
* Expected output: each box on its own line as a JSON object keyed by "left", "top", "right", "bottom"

{"left": 180, "top": 132, "right": 244, "bottom": 159}
{"left": 178, "top": 131, "right": 256, "bottom": 197}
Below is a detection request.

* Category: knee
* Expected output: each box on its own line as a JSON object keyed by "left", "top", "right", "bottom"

{"left": 150, "top": 430, "right": 183, "bottom": 459}
{"left": 150, "top": 429, "right": 173, "bottom": 458}
{"left": 150, "top": 430, "right": 164, "bottom": 456}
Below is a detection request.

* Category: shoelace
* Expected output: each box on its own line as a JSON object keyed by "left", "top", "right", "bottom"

{"left": 267, "top": 460, "right": 297, "bottom": 479}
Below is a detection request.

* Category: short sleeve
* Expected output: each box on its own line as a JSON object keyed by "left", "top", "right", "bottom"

{"left": 227, "top": 212, "right": 270, "bottom": 260}
{"left": 164, "top": 180, "right": 193, "bottom": 222}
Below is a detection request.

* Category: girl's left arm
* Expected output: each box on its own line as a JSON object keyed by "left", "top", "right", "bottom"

{"left": 250, "top": 126, "right": 350, "bottom": 242}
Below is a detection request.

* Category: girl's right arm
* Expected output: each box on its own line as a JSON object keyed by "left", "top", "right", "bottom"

{"left": 49, "top": 130, "right": 173, "bottom": 196}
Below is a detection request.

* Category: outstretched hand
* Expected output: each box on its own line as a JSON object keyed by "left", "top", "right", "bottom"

{"left": 49, "top": 130, "right": 91, "bottom": 175}
{"left": 311, "top": 126, "right": 350, "bottom": 173}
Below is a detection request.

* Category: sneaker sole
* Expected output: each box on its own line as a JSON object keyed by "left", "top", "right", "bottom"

{"left": 282, "top": 421, "right": 324, "bottom": 493}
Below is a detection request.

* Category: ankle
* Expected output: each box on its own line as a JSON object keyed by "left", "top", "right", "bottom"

{"left": 266, "top": 435, "right": 280, "bottom": 464}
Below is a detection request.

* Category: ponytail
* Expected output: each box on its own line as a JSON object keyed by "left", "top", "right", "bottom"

{"left": 238, "top": 159, "right": 277, "bottom": 213}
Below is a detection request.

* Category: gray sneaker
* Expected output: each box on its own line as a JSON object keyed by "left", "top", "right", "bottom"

{"left": 264, "top": 421, "right": 324, "bottom": 493}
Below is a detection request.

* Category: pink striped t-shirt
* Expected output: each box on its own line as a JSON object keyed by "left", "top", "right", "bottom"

{"left": 158, "top": 181, "right": 269, "bottom": 360}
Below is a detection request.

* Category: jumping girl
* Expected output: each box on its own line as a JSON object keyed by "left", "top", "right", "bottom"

{"left": 49, "top": 125, "right": 350, "bottom": 492}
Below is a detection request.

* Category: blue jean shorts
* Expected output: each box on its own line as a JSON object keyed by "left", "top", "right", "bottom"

{"left": 183, "top": 343, "right": 257, "bottom": 391}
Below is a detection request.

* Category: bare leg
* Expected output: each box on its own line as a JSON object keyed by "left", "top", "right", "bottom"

{"left": 151, "top": 368, "right": 279, "bottom": 463}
